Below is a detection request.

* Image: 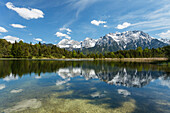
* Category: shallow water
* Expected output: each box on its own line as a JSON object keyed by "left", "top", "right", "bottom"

{"left": 0, "top": 60, "right": 170, "bottom": 113}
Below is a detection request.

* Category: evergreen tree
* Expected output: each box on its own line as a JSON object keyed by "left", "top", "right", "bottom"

{"left": 118, "top": 53, "right": 124, "bottom": 58}
{"left": 11, "top": 42, "right": 18, "bottom": 57}
{"left": 125, "top": 53, "right": 130, "bottom": 58}
{"left": 164, "top": 46, "right": 170, "bottom": 59}
{"left": 136, "top": 47, "right": 143, "bottom": 57}
{"left": 110, "top": 52, "right": 116, "bottom": 58}
{"left": 17, "top": 46, "right": 24, "bottom": 58}
{"left": 72, "top": 50, "right": 77, "bottom": 58}
{"left": 99, "top": 53, "right": 103, "bottom": 58}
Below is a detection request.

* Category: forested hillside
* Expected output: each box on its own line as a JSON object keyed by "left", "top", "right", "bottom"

{"left": 0, "top": 39, "right": 72, "bottom": 58}
{"left": 0, "top": 39, "right": 169, "bottom": 59}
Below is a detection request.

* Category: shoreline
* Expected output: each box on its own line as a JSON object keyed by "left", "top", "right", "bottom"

{"left": 0, "top": 58, "right": 168, "bottom": 62}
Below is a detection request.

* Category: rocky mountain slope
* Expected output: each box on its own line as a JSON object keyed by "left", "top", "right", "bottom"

{"left": 57, "top": 30, "right": 169, "bottom": 52}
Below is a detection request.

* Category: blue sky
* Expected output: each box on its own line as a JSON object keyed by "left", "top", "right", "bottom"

{"left": 0, "top": 0, "right": 170, "bottom": 44}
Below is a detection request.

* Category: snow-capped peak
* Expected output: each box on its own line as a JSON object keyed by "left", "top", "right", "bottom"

{"left": 57, "top": 39, "right": 81, "bottom": 49}
{"left": 57, "top": 31, "right": 168, "bottom": 51}
{"left": 85, "top": 37, "right": 91, "bottom": 40}
{"left": 97, "top": 30, "right": 156, "bottom": 49}
{"left": 158, "top": 38, "right": 170, "bottom": 44}
{"left": 81, "top": 37, "right": 97, "bottom": 48}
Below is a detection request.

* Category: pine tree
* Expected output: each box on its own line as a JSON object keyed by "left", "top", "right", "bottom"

{"left": 136, "top": 47, "right": 143, "bottom": 58}
{"left": 17, "top": 45, "right": 24, "bottom": 58}
{"left": 72, "top": 50, "right": 77, "bottom": 58}
{"left": 164, "top": 46, "right": 170, "bottom": 59}
{"left": 99, "top": 53, "right": 103, "bottom": 58}
{"left": 11, "top": 42, "right": 18, "bottom": 57}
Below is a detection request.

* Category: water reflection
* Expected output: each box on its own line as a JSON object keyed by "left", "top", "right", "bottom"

{"left": 0, "top": 60, "right": 170, "bottom": 113}
{"left": 0, "top": 60, "right": 169, "bottom": 88}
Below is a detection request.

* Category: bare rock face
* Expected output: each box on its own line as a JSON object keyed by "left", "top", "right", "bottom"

{"left": 57, "top": 31, "right": 169, "bottom": 52}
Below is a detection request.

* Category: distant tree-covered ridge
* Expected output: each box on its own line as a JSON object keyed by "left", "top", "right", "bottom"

{"left": 0, "top": 39, "right": 169, "bottom": 58}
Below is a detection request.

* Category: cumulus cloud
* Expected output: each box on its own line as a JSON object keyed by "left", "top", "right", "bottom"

{"left": 3, "top": 36, "right": 20, "bottom": 43}
{"left": 59, "top": 27, "right": 72, "bottom": 34}
{"left": 6, "top": 2, "right": 44, "bottom": 20}
{"left": 10, "top": 24, "right": 26, "bottom": 28}
{"left": 104, "top": 25, "right": 108, "bottom": 28}
{"left": 116, "top": 22, "right": 131, "bottom": 29}
{"left": 157, "top": 30, "right": 170, "bottom": 39}
{"left": 0, "top": 26, "right": 8, "bottom": 32}
{"left": 91, "top": 20, "right": 107, "bottom": 26}
{"left": 34, "top": 38, "right": 42, "bottom": 42}
{"left": 55, "top": 32, "right": 71, "bottom": 39}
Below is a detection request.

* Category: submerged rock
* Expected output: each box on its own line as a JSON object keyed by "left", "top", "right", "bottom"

{"left": 4, "top": 99, "right": 41, "bottom": 113}
{"left": 91, "top": 91, "right": 105, "bottom": 98}
{"left": 10, "top": 89, "right": 23, "bottom": 93}
{"left": 0, "top": 84, "right": 5, "bottom": 90}
{"left": 118, "top": 89, "right": 131, "bottom": 97}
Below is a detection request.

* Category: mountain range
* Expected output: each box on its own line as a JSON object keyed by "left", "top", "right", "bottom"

{"left": 57, "top": 30, "right": 169, "bottom": 53}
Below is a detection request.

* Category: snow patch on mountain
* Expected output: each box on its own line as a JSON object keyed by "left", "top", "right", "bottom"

{"left": 58, "top": 39, "right": 81, "bottom": 49}
{"left": 158, "top": 38, "right": 170, "bottom": 44}
{"left": 81, "top": 37, "right": 98, "bottom": 48}
{"left": 57, "top": 31, "right": 169, "bottom": 51}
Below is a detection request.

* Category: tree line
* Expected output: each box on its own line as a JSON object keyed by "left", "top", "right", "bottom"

{"left": 0, "top": 39, "right": 169, "bottom": 59}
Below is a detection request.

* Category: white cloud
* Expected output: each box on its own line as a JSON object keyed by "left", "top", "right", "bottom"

{"left": 91, "top": 20, "right": 107, "bottom": 26}
{"left": 10, "top": 24, "right": 26, "bottom": 28}
{"left": 62, "top": 0, "right": 99, "bottom": 27}
{"left": 157, "top": 30, "right": 170, "bottom": 39}
{"left": 34, "top": 38, "right": 42, "bottom": 42}
{"left": 55, "top": 32, "right": 71, "bottom": 39}
{"left": 59, "top": 27, "right": 72, "bottom": 34}
{"left": 29, "top": 33, "right": 32, "bottom": 36}
{"left": 116, "top": 22, "right": 131, "bottom": 29}
{"left": 6, "top": 2, "right": 44, "bottom": 20}
{"left": 0, "top": 26, "right": 8, "bottom": 32}
{"left": 71, "top": 0, "right": 98, "bottom": 18}
{"left": 67, "top": 32, "right": 71, "bottom": 34}
{"left": 0, "top": 33, "right": 1, "bottom": 35}
{"left": 104, "top": 25, "right": 108, "bottom": 28}
{"left": 3, "top": 35, "right": 20, "bottom": 43}
{"left": 117, "top": 1, "right": 170, "bottom": 32}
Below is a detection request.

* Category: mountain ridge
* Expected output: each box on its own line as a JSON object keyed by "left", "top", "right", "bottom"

{"left": 57, "top": 30, "right": 169, "bottom": 53}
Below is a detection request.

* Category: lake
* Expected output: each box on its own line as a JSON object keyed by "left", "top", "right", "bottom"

{"left": 0, "top": 60, "right": 170, "bottom": 113}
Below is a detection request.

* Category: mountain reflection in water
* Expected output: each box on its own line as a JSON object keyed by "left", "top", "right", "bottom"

{"left": 0, "top": 60, "right": 169, "bottom": 88}
{"left": 0, "top": 60, "right": 170, "bottom": 113}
